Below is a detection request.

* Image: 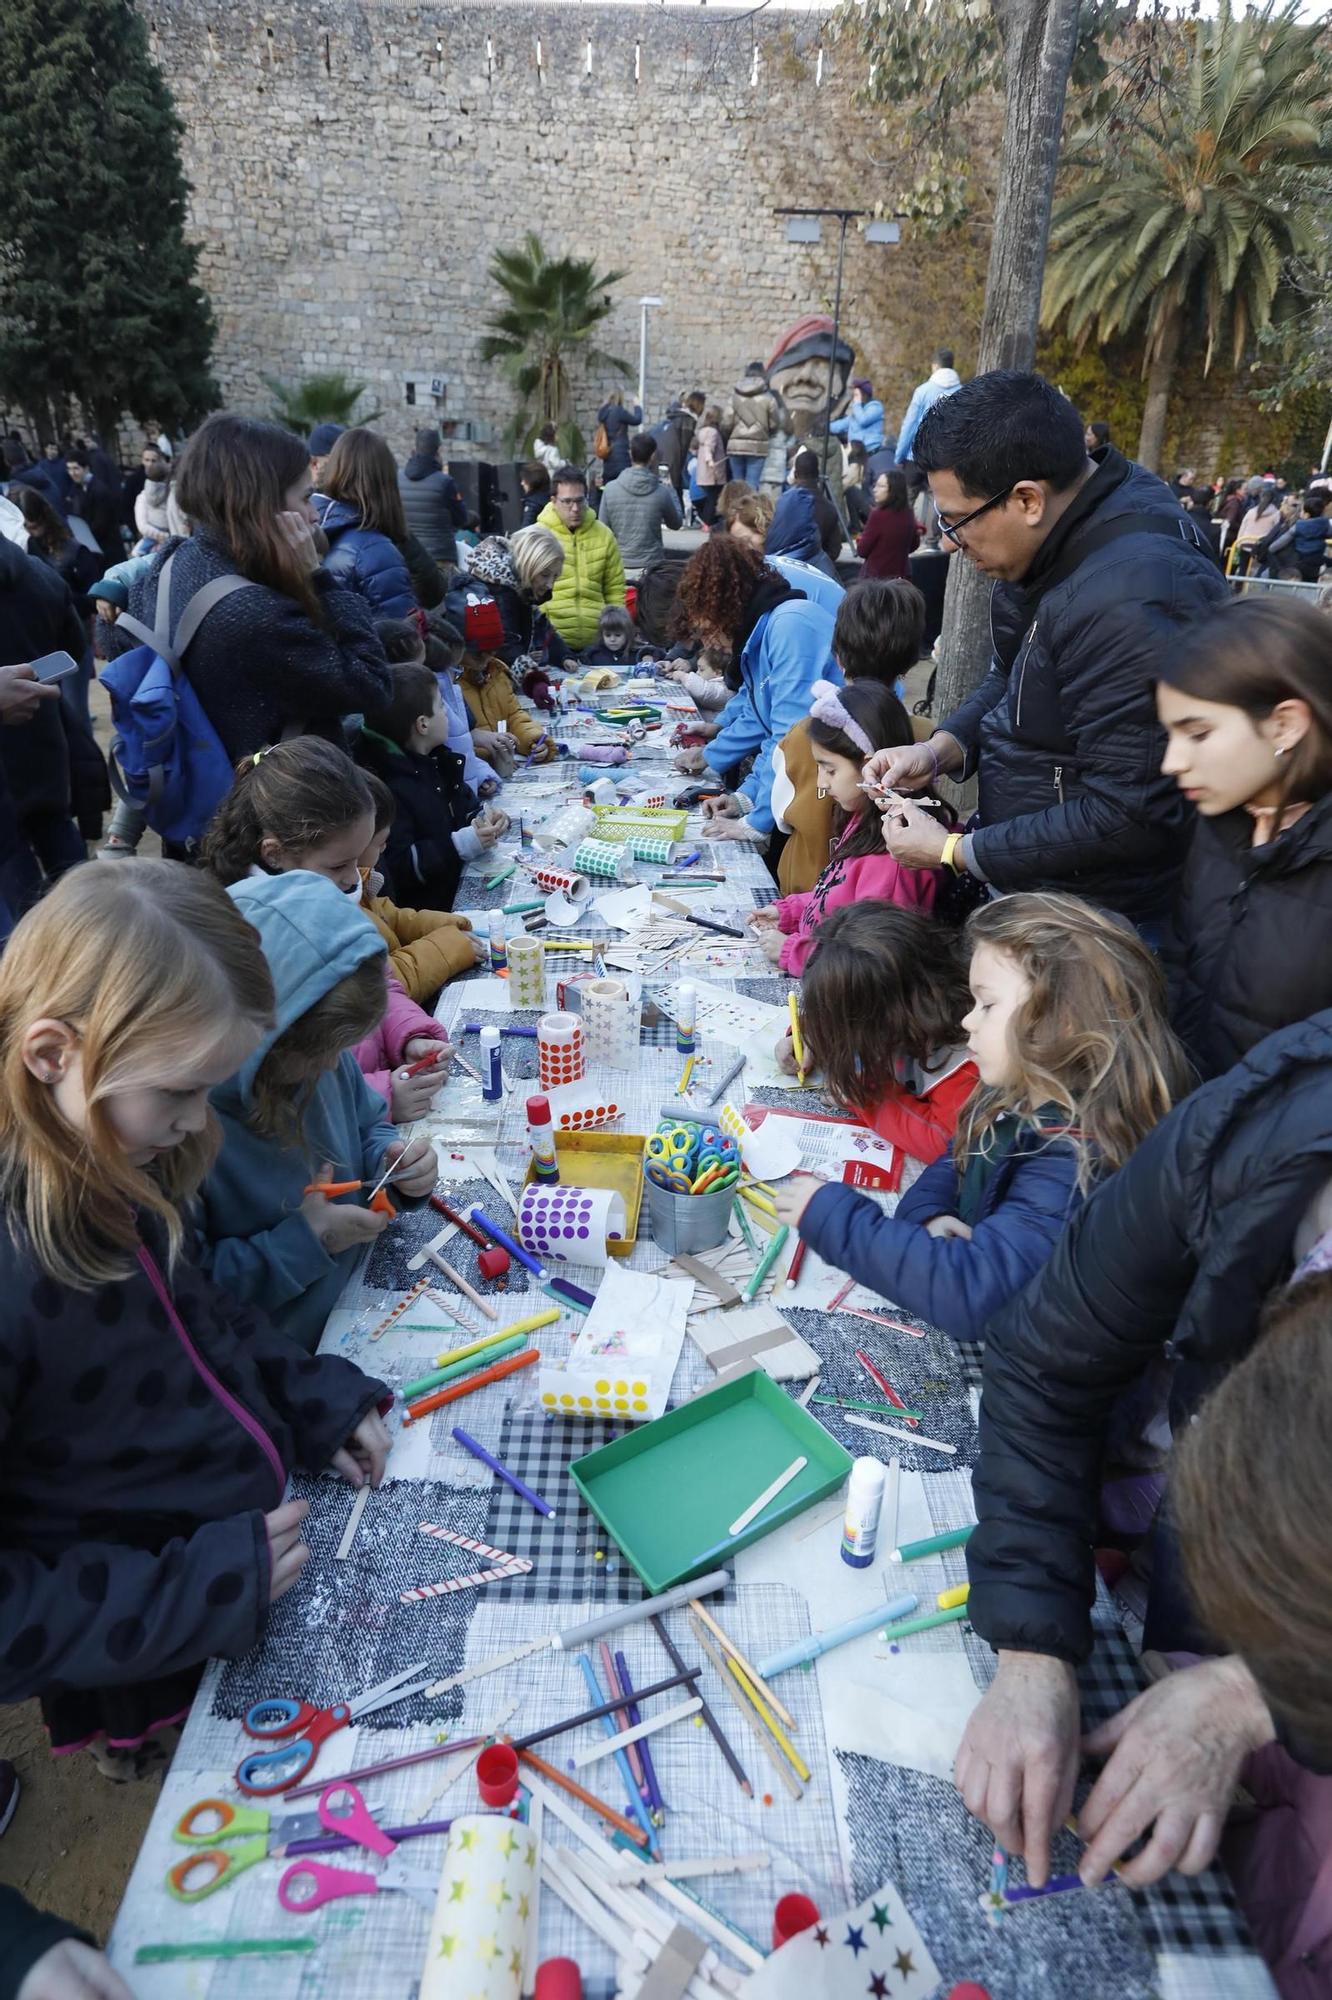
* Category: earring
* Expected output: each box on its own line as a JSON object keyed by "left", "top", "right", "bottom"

{"left": 1274, "top": 744, "right": 1288, "bottom": 759}
{"left": 816, "top": 786, "right": 828, "bottom": 799}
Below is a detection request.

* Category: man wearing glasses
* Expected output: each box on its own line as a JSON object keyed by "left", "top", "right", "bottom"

{"left": 863, "top": 372, "right": 1225, "bottom": 936}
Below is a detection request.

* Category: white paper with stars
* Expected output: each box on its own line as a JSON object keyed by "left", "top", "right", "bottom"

{"left": 746, "top": 1882, "right": 937, "bottom": 2000}
{"left": 420, "top": 1814, "right": 536, "bottom": 2000}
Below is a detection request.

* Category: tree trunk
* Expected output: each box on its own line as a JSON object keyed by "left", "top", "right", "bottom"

{"left": 1136, "top": 305, "right": 1182, "bottom": 474}
{"left": 931, "top": 0, "right": 1082, "bottom": 730}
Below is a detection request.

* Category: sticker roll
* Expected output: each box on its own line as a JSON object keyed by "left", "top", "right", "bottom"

{"left": 580, "top": 977, "right": 639, "bottom": 1071}
{"left": 533, "top": 803, "right": 594, "bottom": 852}
{"left": 572, "top": 838, "right": 636, "bottom": 883}
{"left": 506, "top": 935, "right": 546, "bottom": 1009}
{"left": 418, "top": 1813, "right": 536, "bottom": 2000}
{"left": 544, "top": 1080, "right": 625, "bottom": 1130}
{"left": 628, "top": 833, "right": 676, "bottom": 864}
{"left": 529, "top": 863, "right": 590, "bottom": 902}
{"left": 537, "top": 1011, "right": 585, "bottom": 1091}
{"left": 518, "top": 1182, "right": 627, "bottom": 1268}
{"left": 586, "top": 777, "right": 619, "bottom": 805}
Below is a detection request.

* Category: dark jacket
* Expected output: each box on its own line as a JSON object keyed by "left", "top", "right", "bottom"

{"left": 107, "top": 533, "right": 393, "bottom": 763}
{"left": 970, "top": 1011, "right": 1332, "bottom": 1664}
{"left": 1173, "top": 794, "right": 1332, "bottom": 1080}
{"left": 650, "top": 404, "right": 698, "bottom": 494}
{"left": 596, "top": 400, "right": 643, "bottom": 480}
{"left": 0, "top": 1210, "right": 385, "bottom": 1707}
{"left": 356, "top": 726, "right": 478, "bottom": 912}
{"left": 599, "top": 463, "right": 682, "bottom": 568}
{"left": 313, "top": 495, "right": 416, "bottom": 621}
{"left": 398, "top": 455, "right": 468, "bottom": 567}
{"left": 0, "top": 1885, "right": 91, "bottom": 2000}
{"left": 66, "top": 477, "right": 123, "bottom": 564}
{"left": 942, "top": 449, "right": 1227, "bottom": 923}
{"left": 799, "top": 1123, "right": 1083, "bottom": 1343}
{"left": 0, "top": 538, "right": 85, "bottom": 838}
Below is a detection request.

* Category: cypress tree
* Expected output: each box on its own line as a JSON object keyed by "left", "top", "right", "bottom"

{"left": 0, "top": 0, "right": 217, "bottom": 442}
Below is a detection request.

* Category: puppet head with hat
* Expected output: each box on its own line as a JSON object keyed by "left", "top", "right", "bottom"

{"left": 766, "top": 315, "right": 856, "bottom": 422}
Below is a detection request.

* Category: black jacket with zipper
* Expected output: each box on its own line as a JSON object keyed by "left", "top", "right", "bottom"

{"left": 354, "top": 726, "right": 478, "bottom": 913}
{"left": 1173, "top": 793, "right": 1332, "bottom": 1080}
{"left": 942, "top": 449, "right": 1226, "bottom": 923}
{"left": 969, "top": 1011, "right": 1332, "bottom": 1665}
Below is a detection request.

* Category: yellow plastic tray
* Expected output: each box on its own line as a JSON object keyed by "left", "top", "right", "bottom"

{"left": 522, "top": 1130, "right": 647, "bottom": 1258}
{"left": 592, "top": 806, "right": 688, "bottom": 843}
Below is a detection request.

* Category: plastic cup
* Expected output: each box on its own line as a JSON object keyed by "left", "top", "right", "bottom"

{"left": 534, "top": 1960, "right": 583, "bottom": 2000}
{"left": 475, "top": 1742, "right": 520, "bottom": 1807}
{"left": 773, "top": 1893, "right": 821, "bottom": 1947}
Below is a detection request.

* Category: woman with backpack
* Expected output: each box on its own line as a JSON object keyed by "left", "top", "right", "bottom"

{"left": 104, "top": 411, "right": 393, "bottom": 789}
{"left": 314, "top": 429, "right": 418, "bottom": 620}
{"left": 594, "top": 392, "right": 643, "bottom": 483}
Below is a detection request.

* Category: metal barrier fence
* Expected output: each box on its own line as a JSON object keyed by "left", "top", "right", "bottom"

{"left": 1228, "top": 571, "right": 1332, "bottom": 606}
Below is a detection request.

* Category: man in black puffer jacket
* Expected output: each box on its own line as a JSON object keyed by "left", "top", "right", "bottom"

{"left": 397, "top": 427, "right": 470, "bottom": 568}
{"left": 865, "top": 372, "right": 1225, "bottom": 933}
{"left": 953, "top": 1011, "right": 1332, "bottom": 1892}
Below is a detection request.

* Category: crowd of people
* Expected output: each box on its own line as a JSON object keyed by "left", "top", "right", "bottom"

{"left": 0, "top": 356, "right": 1331, "bottom": 1996}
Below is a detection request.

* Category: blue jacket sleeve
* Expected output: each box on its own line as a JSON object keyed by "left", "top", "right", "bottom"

{"left": 708, "top": 687, "right": 764, "bottom": 788}
{"left": 742, "top": 615, "right": 835, "bottom": 835}
{"left": 894, "top": 1150, "right": 962, "bottom": 1225}
{"left": 799, "top": 1147, "right": 1083, "bottom": 1343}
{"left": 896, "top": 387, "right": 927, "bottom": 463}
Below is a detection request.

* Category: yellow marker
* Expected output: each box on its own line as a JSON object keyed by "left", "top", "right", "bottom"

{"left": 787, "top": 992, "right": 806, "bottom": 1087}
{"left": 676, "top": 1053, "right": 696, "bottom": 1095}
{"left": 434, "top": 1308, "right": 559, "bottom": 1368}
{"left": 738, "top": 1185, "right": 779, "bottom": 1219}
{"left": 937, "top": 1582, "right": 970, "bottom": 1611}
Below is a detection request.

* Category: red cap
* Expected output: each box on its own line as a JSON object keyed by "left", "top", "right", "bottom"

{"left": 527, "top": 1094, "right": 552, "bottom": 1125}
{"left": 475, "top": 1742, "right": 519, "bottom": 1807}
{"left": 534, "top": 1961, "right": 582, "bottom": 2000}
{"left": 947, "top": 1986, "right": 994, "bottom": 2000}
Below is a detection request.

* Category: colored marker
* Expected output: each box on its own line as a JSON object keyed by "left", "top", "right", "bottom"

{"left": 469, "top": 1205, "right": 547, "bottom": 1280}
{"left": 890, "top": 1526, "right": 975, "bottom": 1564}
{"left": 452, "top": 1425, "right": 556, "bottom": 1518}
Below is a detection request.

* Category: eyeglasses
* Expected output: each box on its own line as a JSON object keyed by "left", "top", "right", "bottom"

{"left": 934, "top": 484, "right": 1015, "bottom": 546}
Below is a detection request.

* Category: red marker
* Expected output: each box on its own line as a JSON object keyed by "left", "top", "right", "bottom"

{"left": 405, "top": 1046, "right": 450, "bottom": 1078}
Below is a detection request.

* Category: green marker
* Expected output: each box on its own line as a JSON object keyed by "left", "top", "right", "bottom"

{"left": 484, "top": 860, "right": 518, "bottom": 888}
{"left": 402, "top": 1331, "right": 528, "bottom": 1401}
{"left": 878, "top": 1603, "right": 970, "bottom": 1643}
{"left": 813, "top": 1394, "right": 925, "bottom": 1422}
{"left": 542, "top": 1280, "right": 591, "bottom": 1315}
{"left": 135, "top": 1939, "right": 318, "bottom": 1965}
{"left": 889, "top": 1525, "right": 975, "bottom": 1564}
{"left": 731, "top": 1194, "right": 759, "bottom": 1258}
{"left": 743, "top": 1224, "right": 789, "bottom": 1303}
{"left": 503, "top": 898, "right": 546, "bottom": 915}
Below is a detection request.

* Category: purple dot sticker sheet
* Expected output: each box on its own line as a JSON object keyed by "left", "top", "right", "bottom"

{"left": 518, "top": 1182, "right": 627, "bottom": 1269}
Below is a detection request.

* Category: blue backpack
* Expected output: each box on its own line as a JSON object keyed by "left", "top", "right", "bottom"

{"left": 100, "top": 553, "right": 256, "bottom": 845}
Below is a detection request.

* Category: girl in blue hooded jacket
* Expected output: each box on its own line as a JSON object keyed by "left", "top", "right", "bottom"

{"left": 313, "top": 428, "right": 417, "bottom": 621}
{"left": 773, "top": 894, "right": 1188, "bottom": 1343}
{"left": 200, "top": 872, "right": 439, "bottom": 1353}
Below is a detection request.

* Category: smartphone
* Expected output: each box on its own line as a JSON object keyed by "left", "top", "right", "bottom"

{"left": 30, "top": 651, "right": 79, "bottom": 684}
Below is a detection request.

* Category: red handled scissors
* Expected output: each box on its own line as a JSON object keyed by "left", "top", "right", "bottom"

{"left": 235, "top": 1661, "right": 435, "bottom": 1796}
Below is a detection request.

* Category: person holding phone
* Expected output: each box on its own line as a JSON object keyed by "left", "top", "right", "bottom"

{"left": 0, "top": 536, "right": 88, "bottom": 928}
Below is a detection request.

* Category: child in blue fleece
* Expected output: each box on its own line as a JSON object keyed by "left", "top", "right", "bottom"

{"left": 200, "top": 871, "right": 439, "bottom": 1352}
{"left": 773, "top": 894, "right": 1187, "bottom": 1342}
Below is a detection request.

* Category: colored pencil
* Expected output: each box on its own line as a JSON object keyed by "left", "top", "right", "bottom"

{"left": 451, "top": 1424, "right": 557, "bottom": 1518}
{"left": 686, "top": 913, "right": 746, "bottom": 939}
{"left": 811, "top": 1394, "right": 925, "bottom": 1420}
{"left": 573, "top": 1654, "right": 661, "bottom": 1855}
{"left": 855, "top": 1349, "right": 919, "bottom": 1427}
{"left": 510, "top": 1667, "right": 700, "bottom": 1752}
{"left": 732, "top": 1195, "right": 759, "bottom": 1258}
{"left": 687, "top": 1599, "right": 797, "bottom": 1732}
{"left": 599, "top": 1640, "right": 649, "bottom": 1795}
{"left": 511, "top": 1745, "right": 651, "bottom": 1848}
{"left": 614, "top": 1647, "right": 667, "bottom": 1817}
{"left": 284, "top": 1733, "right": 489, "bottom": 1800}
{"left": 725, "top": 1657, "right": 810, "bottom": 1782}
{"left": 650, "top": 1613, "right": 750, "bottom": 1797}
{"left": 402, "top": 1346, "right": 538, "bottom": 1421}
{"left": 686, "top": 1615, "right": 801, "bottom": 1802}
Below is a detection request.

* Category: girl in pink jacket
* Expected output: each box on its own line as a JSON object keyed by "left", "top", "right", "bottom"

{"left": 350, "top": 969, "right": 451, "bottom": 1121}
{"left": 750, "top": 680, "right": 943, "bottom": 976}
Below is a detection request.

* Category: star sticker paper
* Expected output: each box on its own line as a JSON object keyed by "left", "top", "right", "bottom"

{"left": 744, "top": 1881, "right": 937, "bottom": 2000}
{"left": 419, "top": 1814, "right": 539, "bottom": 2000}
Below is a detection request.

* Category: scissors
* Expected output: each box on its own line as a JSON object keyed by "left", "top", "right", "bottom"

{"left": 646, "top": 1160, "right": 693, "bottom": 1195}
{"left": 166, "top": 1796, "right": 349, "bottom": 1903}
{"left": 235, "top": 1661, "right": 435, "bottom": 1796}
{"left": 277, "top": 1781, "right": 433, "bottom": 1914}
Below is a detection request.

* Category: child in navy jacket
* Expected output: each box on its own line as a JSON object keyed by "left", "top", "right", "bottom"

{"left": 774, "top": 895, "right": 1188, "bottom": 1342}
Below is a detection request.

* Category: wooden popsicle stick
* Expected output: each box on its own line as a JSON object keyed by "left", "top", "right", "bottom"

{"left": 687, "top": 1600, "right": 797, "bottom": 1732}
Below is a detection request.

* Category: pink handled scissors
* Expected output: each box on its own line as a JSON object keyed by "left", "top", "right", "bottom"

{"left": 277, "top": 1857, "right": 438, "bottom": 1914}
{"left": 315, "top": 1780, "right": 397, "bottom": 1858}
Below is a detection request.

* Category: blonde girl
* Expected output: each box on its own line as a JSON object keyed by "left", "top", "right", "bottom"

{"left": 0, "top": 863, "right": 390, "bottom": 1774}
{"left": 773, "top": 893, "right": 1189, "bottom": 1342}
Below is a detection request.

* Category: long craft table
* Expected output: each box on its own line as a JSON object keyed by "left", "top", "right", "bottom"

{"left": 108, "top": 687, "right": 1273, "bottom": 1998}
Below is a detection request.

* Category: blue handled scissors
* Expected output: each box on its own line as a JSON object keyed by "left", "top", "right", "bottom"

{"left": 646, "top": 1160, "right": 693, "bottom": 1195}
{"left": 235, "top": 1661, "right": 436, "bottom": 1796}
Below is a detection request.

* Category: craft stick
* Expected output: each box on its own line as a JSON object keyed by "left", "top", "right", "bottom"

{"left": 402, "top": 1346, "right": 539, "bottom": 1421}
{"left": 615, "top": 1647, "right": 666, "bottom": 1817}
{"left": 891, "top": 1525, "right": 974, "bottom": 1564}
{"left": 368, "top": 1275, "right": 432, "bottom": 1342}
{"left": 541, "top": 1849, "right": 642, "bottom": 1966}
{"left": 598, "top": 1642, "right": 649, "bottom": 1797}
{"left": 450, "top": 1048, "right": 485, "bottom": 1084}
{"left": 551, "top": 1569, "right": 731, "bottom": 1652}
{"left": 651, "top": 1614, "right": 751, "bottom": 1798}
{"left": 451, "top": 1424, "right": 557, "bottom": 1518}
{"left": 404, "top": 1332, "right": 528, "bottom": 1403}
{"left": 425, "top": 1246, "right": 499, "bottom": 1321}
{"left": 423, "top": 1639, "right": 550, "bottom": 1699}
{"left": 686, "top": 1615, "right": 801, "bottom": 1803}
{"left": 844, "top": 1411, "right": 957, "bottom": 1455}
{"left": 687, "top": 1599, "right": 796, "bottom": 1732}
{"left": 728, "top": 1455, "right": 806, "bottom": 1537}
{"left": 724, "top": 1659, "right": 810, "bottom": 1782}
{"left": 855, "top": 1349, "right": 918, "bottom": 1428}
{"left": 511, "top": 1667, "right": 700, "bottom": 1752}
{"left": 573, "top": 1655, "right": 661, "bottom": 1854}
{"left": 284, "top": 1733, "right": 490, "bottom": 1800}
{"left": 571, "top": 1697, "right": 702, "bottom": 1770}
{"left": 877, "top": 1603, "right": 970, "bottom": 1643}
{"left": 514, "top": 1747, "right": 652, "bottom": 1848}
{"left": 334, "top": 1483, "right": 370, "bottom": 1562}
{"left": 614, "top": 1854, "right": 771, "bottom": 1883}
{"left": 651, "top": 1875, "right": 768, "bottom": 1974}
{"left": 742, "top": 1225, "right": 789, "bottom": 1304}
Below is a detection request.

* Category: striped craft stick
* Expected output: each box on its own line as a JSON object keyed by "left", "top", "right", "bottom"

{"left": 400, "top": 1523, "right": 534, "bottom": 1603}
{"left": 368, "top": 1275, "right": 432, "bottom": 1342}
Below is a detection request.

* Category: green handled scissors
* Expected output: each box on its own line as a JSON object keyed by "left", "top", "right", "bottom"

{"left": 167, "top": 1795, "right": 354, "bottom": 1903}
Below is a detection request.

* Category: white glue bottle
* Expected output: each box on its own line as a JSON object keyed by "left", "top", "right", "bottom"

{"left": 841, "top": 1457, "right": 886, "bottom": 1568}
{"left": 675, "top": 980, "right": 696, "bottom": 1054}
{"left": 479, "top": 1026, "right": 503, "bottom": 1101}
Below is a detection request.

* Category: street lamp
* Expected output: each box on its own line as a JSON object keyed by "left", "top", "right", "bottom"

{"left": 638, "top": 297, "right": 663, "bottom": 421}
{"left": 775, "top": 208, "right": 901, "bottom": 518}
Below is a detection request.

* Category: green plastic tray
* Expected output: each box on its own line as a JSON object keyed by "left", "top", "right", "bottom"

{"left": 569, "top": 1371, "right": 852, "bottom": 1593}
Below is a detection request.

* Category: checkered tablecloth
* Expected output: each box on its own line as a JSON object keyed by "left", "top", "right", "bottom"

{"left": 108, "top": 697, "right": 1274, "bottom": 1998}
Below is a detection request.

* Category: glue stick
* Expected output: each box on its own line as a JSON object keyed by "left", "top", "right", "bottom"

{"left": 841, "top": 1457, "right": 886, "bottom": 1568}
{"left": 479, "top": 1026, "right": 503, "bottom": 1101}
{"left": 526, "top": 1094, "right": 560, "bottom": 1183}
{"left": 488, "top": 909, "right": 508, "bottom": 973}
{"left": 675, "top": 980, "right": 696, "bottom": 1054}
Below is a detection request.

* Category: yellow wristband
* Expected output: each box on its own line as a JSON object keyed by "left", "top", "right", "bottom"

{"left": 941, "top": 832, "right": 964, "bottom": 874}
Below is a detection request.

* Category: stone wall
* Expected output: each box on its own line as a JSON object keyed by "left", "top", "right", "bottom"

{"left": 139, "top": 0, "right": 994, "bottom": 456}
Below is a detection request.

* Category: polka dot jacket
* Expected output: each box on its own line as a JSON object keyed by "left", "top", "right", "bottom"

{"left": 0, "top": 1215, "right": 386, "bottom": 1706}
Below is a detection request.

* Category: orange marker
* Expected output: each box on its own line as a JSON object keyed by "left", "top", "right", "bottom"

{"left": 402, "top": 1346, "right": 538, "bottom": 1422}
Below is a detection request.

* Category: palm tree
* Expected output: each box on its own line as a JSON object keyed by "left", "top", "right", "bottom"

{"left": 264, "top": 370, "right": 382, "bottom": 434}
{"left": 1042, "top": 0, "right": 1332, "bottom": 470}
{"left": 479, "top": 234, "right": 631, "bottom": 458}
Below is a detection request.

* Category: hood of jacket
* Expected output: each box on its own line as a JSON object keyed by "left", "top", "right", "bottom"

{"left": 731, "top": 377, "right": 771, "bottom": 407}
{"left": 403, "top": 453, "right": 443, "bottom": 483}
{"left": 765, "top": 486, "right": 821, "bottom": 564}
{"left": 732, "top": 564, "right": 803, "bottom": 679}
{"left": 312, "top": 494, "right": 366, "bottom": 538}
{"left": 465, "top": 536, "right": 519, "bottom": 592}
{"left": 1019, "top": 447, "right": 1211, "bottom": 601}
{"left": 220, "top": 871, "right": 386, "bottom": 1106}
{"left": 927, "top": 367, "right": 961, "bottom": 390}
{"left": 611, "top": 465, "right": 663, "bottom": 500}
